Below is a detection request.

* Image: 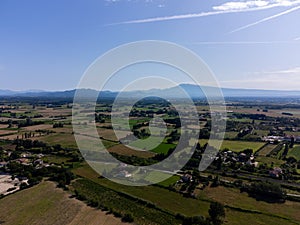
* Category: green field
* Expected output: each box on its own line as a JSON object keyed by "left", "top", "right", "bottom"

{"left": 129, "top": 136, "right": 175, "bottom": 154}
{"left": 287, "top": 145, "right": 300, "bottom": 161}
{"left": 152, "top": 143, "right": 176, "bottom": 154}
{"left": 199, "top": 139, "right": 265, "bottom": 152}
{"left": 256, "top": 156, "right": 285, "bottom": 167}
{"left": 224, "top": 131, "right": 238, "bottom": 139}
{"left": 157, "top": 175, "right": 180, "bottom": 188}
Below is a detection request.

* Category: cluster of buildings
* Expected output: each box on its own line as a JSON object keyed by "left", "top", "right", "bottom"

{"left": 0, "top": 151, "right": 49, "bottom": 168}
{"left": 217, "top": 150, "right": 259, "bottom": 168}
{"left": 0, "top": 151, "right": 50, "bottom": 196}
{"left": 262, "top": 135, "right": 300, "bottom": 143}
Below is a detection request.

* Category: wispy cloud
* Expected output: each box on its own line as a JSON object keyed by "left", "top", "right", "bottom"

{"left": 213, "top": 0, "right": 269, "bottom": 11}
{"left": 257, "top": 67, "right": 300, "bottom": 74}
{"left": 109, "top": 0, "right": 300, "bottom": 25}
{"left": 295, "top": 36, "right": 300, "bottom": 40}
{"left": 230, "top": 5, "right": 300, "bottom": 33}
{"left": 190, "top": 40, "right": 293, "bottom": 45}
{"left": 220, "top": 67, "right": 300, "bottom": 90}
{"left": 214, "top": 0, "right": 300, "bottom": 11}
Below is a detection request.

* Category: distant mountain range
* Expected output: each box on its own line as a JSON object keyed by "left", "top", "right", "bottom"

{"left": 1, "top": 84, "right": 300, "bottom": 99}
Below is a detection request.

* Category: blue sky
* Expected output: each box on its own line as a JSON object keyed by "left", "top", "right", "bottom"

{"left": 0, "top": 0, "right": 300, "bottom": 91}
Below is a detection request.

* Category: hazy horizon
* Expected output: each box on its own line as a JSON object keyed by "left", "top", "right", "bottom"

{"left": 3, "top": 82, "right": 300, "bottom": 93}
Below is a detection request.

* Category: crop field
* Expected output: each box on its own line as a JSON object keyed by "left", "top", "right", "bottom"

{"left": 0, "top": 181, "right": 125, "bottom": 225}
{"left": 22, "top": 124, "right": 53, "bottom": 131}
{"left": 257, "top": 143, "right": 277, "bottom": 156}
{"left": 0, "top": 129, "right": 18, "bottom": 136}
{"left": 199, "top": 139, "right": 265, "bottom": 152}
{"left": 37, "top": 108, "right": 72, "bottom": 118}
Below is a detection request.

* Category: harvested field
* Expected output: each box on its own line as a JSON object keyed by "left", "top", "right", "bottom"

{"left": 37, "top": 108, "right": 72, "bottom": 118}
{"left": 0, "top": 129, "right": 17, "bottom": 136}
{"left": 0, "top": 133, "right": 21, "bottom": 140}
{"left": 22, "top": 124, "right": 53, "bottom": 131}
{"left": 0, "top": 181, "right": 125, "bottom": 225}
{"left": 0, "top": 124, "right": 8, "bottom": 129}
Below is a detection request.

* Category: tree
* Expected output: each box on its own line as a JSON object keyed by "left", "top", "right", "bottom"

{"left": 246, "top": 181, "right": 286, "bottom": 201}
{"left": 121, "top": 214, "right": 134, "bottom": 223}
{"left": 208, "top": 202, "right": 225, "bottom": 225}
{"left": 182, "top": 216, "right": 209, "bottom": 225}
{"left": 282, "top": 143, "right": 289, "bottom": 158}
{"left": 290, "top": 136, "right": 295, "bottom": 148}
{"left": 211, "top": 176, "right": 220, "bottom": 187}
